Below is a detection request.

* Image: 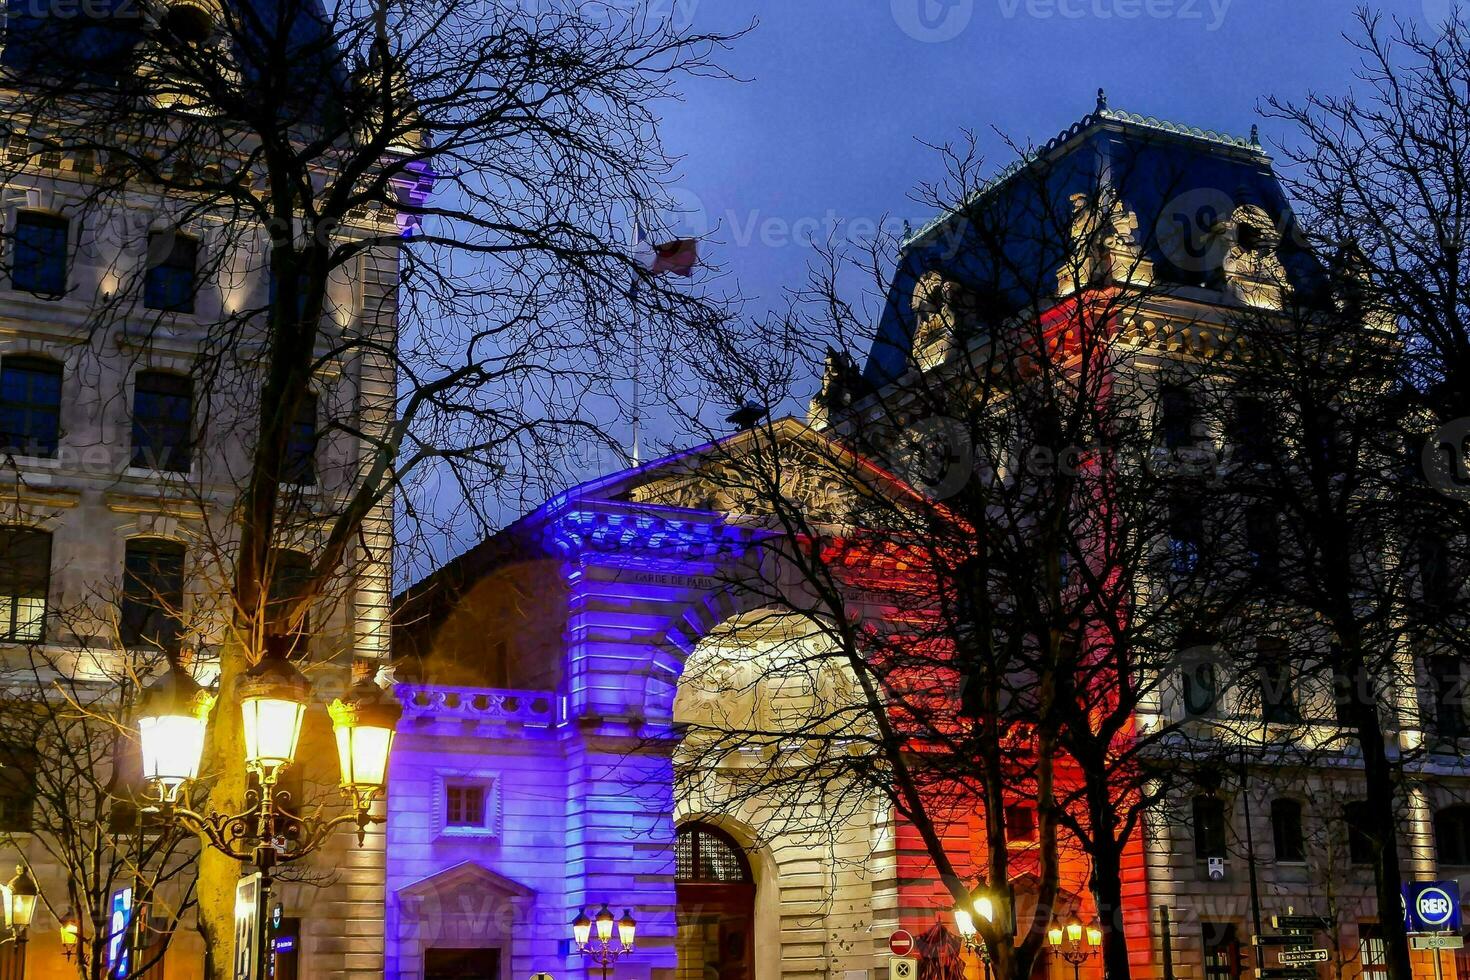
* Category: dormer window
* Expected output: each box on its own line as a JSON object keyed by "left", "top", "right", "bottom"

{"left": 159, "top": 3, "right": 213, "bottom": 44}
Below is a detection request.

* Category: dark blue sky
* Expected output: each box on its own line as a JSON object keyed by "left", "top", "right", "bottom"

{"left": 653, "top": 0, "right": 1436, "bottom": 316}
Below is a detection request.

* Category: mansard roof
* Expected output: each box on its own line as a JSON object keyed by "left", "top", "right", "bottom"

{"left": 862, "top": 96, "right": 1330, "bottom": 386}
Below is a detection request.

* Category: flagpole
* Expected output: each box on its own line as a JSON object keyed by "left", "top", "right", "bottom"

{"left": 631, "top": 279, "right": 641, "bottom": 466}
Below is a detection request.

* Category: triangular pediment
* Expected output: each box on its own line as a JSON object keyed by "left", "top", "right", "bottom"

{"left": 560, "top": 416, "right": 943, "bottom": 526}
{"left": 397, "top": 861, "right": 534, "bottom": 900}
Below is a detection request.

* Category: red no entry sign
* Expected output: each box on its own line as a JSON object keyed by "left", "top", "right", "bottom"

{"left": 890, "top": 930, "right": 915, "bottom": 956}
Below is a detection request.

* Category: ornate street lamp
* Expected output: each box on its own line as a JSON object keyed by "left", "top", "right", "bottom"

{"left": 954, "top": 890, "right": 996, "bottom": 980}
{"left": 136, "top": 641, "right": 401, "bottom": 980}
{"left": 572, "top": 904, "right": 635, "bottom": 980}
{"left": 1048, "top": 917, "right": 1099, "bottom": 980}
{"left": 0, "top": 865, "right": 38, "bottom": 978}
{"left": 58, "top": 908, "right": 79, "bottom": 961}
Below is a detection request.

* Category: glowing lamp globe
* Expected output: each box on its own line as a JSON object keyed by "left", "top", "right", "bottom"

{"left": 974, "top": 895, "right": 994, "bottom": 923}
{"left": 954, "top": 907, "right": 976, "bottom": 939}
{"left": 238, "top": 641, "right": 312, "bottom": 773}
{"left": 1066, "top": 920, "right": 1083, "bottom": 944}
{"left": 137, "top": 661, "right": 216, "bottom": 800}
{"left": 6, "top": 867, "right": 37, "bottom": 929}
{"left": 572, "top": 910, "right": 592, "bottom": 948}
{"left": 1087, "top": 926, "right": 1102, "bottom": 948}
{"left": 1048, "top": 926, "right": 1063, "bottom": 948}
{"left": 618, "top": 909, "right": 636, "bottom": 949}
{"left": 595, "top": 904, "right": 614, "bottom": 944}
{"left": 327, "top": 670, "right": 402, "bottom": 804}
{"left": 59, "top": 908, "right": 79, "bottom": 957}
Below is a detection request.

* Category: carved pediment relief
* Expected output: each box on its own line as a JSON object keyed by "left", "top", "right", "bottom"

{"left": 912, "top": 271, "right": 982, "bottom": 371}
{"left": 1216, "top": 204, "right": 1288, "bottom": 310}
{"left": 630, "top": 438, "right": 856, "bottom": 524}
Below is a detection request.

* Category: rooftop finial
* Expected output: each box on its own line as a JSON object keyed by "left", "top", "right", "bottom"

{"left": 1249, "top": 124, "right": 1260, "bottom": 146}
{"left": 1096, "top": 88, "right": 1108, "bottom": 114}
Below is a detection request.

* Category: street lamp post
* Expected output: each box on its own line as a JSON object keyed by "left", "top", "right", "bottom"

{"left": 572, "top": 905, "right": 636, "bottom": 980}
{"left": 955, "top": 892, "right": 997, "bottom": 980}
{"left": 136, "top": 642, "right": 401, "bottom": 980}
{"left": 1048, "top": 919, "right": 1101, "bottom": 980}
{"left": 0, "top": 865, "right": 39, "bottom": 979}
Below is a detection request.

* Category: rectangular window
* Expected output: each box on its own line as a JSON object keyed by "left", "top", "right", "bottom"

{"left": 130, "top": 371, "right": 193, "bottom": 472}
{"left": 1193, "top": 795, "right": 1227, "bottom": 859}
{"left": 0, "top": 526, "right": 49, "bottom": 642}
{"left": 1182, "top": 655, "right": 1218, "bottom": 718}
{"left": 1004, "top": 803, "right": 1038, "bottom": 843}
{"left": 1333, "top": 654, "right": 1367, "bottom": 728}
{"left": 1259, "top": 644, "right": 1299, "bottom": 725}
{"left": 1245, "top": 504, "right": 1279, "bottom": 578}
{"left": 144, "top": 232, "right": 197, "bottom": 313}
{"left": 282, "top": 392, "right": 317, "bottom": 486}
{"left": 1169, "top": 496, "right": 1203, "bottom": 575}
{"left": 266, "top": 550, "right": 312, "bottom": 655}
{"left": 1344, "top": 801, "right": 1375, "bottom": 865}
{"left": 1419, "top": 534, "right": 1454, "bottom": 606}
{"left": 0, "top": 743, "right": 36, "bottom": 833}
{"left": 1229, "top": 396, "right": 1271, "bottom": 466}
{"left": 1431, "top": 654, "right": 1467, "bottom": 740}
{"left": 1160, "top": 385, "right": 1197, "bottom": 450}
{"left": 445, "top": 783, "right": 486, "bottom": 828}
{"left": 1271, "top": 799, "right": 1305, "bottom": 862}
{"left": 12, "top": 211, "right": 68, "bottom": 295}
{"left": 121, "top": 539, "right": 185, "bottom": 652}
{"left": 0, "top": 356, "right": 62, "bottom": 457}
{"left": 1202, "top": 923, "right": 1240, "bottom": 980}
{"left": 1359, "top": 924, "right": 1388, "bottom": 980}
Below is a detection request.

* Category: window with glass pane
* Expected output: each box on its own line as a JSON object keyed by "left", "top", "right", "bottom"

{"left": 1169, "top": 496, "right": 1203, "bottom": 574}
{"left": 1192, "top": 795, "right": 1227, "bottom": 859}
{"left": 144, "top": 232, "right": 197, "bottom": 313}
{"left": 1228, "top": 396, "right": 1271, "bottom": 466}
{"left": 1344, "top": 801, "right": 1375, "bottom": 865}
{"left": 0, "top": 743, "right": 36, "bottom": 832}
{"left": 12, "top": 211, "right": 68, "bottom": 295}
{"left": 1245, "top": 504, "right": 1279, "bottom": 578}
{"left": 1359, "top": 924, "right": 1388, "bottom": 980}
{"left": 0, "top": 526, "right": 49, "bottom": 642}
{"left": 1431, "top": 654, "right": 1468, "bottom": 740}
{"left": 1202, "top": 923, "right": 1240, "bottom": 980}
{"left": 1271, "top": 799, "right": 1305, "bottom": 862}
{"left": 282, "top": 392, "right": 317, "bottom": 486}
{"left": 1434, "top": 806, "right": 1470, "bottom": 865}
{"left": 445, "top": 783, "right": 486, "bottom": 827}
{"left": 1333, "top": 653, "right": 1367, "bottom": 728}
{"left": 121, "top": 538, "right": 185, "bottom": 652}
{"left": 130, "top": 371, "right": 193, "bottom": 472}
{"left": 266, "top": 549, "right": 312, "bottom": 655}
{"left": 0, "top": 356, "right": 61, "bottom": 457}
{"left": 1160, "top": 385, "right": 1197, "bottom": 450}
{"left": 1258, "top": 642, "right": 1299, "bottom": 725}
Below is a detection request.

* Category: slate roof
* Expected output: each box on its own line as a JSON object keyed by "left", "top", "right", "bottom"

{"left": 862, "top": 98, "right": 1329, "bottom": 386}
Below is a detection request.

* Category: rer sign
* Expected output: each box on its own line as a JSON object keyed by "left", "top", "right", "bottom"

{"left": 1404, "top": 881, "right": 1463, "bottom": 933}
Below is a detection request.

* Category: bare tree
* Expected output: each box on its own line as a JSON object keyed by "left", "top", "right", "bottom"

{"left": 0, "top": 0, "right": 744, "bottom": 972}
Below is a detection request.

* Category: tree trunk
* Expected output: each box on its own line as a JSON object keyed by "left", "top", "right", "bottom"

{"left": 1090, "top": 838, "right": 1133, "bottom": 980}
{"left": 1358, "top": 704, "right": 1413, "bottom": 980}
{"left": 196, "top": 639, "right": 248, "bottom": 980}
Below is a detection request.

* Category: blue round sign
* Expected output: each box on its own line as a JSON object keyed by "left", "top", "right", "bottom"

{"left": 1418, "top": 886, "right": 1456, "bottom": 928}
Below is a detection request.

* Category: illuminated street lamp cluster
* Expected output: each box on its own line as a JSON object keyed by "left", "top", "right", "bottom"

{"left": 132, "top": 640, "right": 401, "bottom": 980}
{"left": 954, "top": 892, "right": 997, "bottom": 980}
{"left": 1048, "top": 918, "right": 1103, "bottom": 980}
{"left": 572, "top": 904, "right": 637, "bottom": 980}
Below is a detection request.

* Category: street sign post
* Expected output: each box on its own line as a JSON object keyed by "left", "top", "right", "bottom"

{"left": 1254, "top": 935, "right": 1315, "bottom": 947}
{"left": 1271, "top": 915, "right": 1332, "bottom": 932}
{"left": 1260, "top": 969, "right": 1316, "bottom": 980}
{"left": 1411, "top": 936, "right": 1465, "bottom": 951}
{"left": 890, "top": 957, "right": 918, "bottom": 980}
{"left": 1406, "top": 882, "right": 1463, "bottom": 934}
{"left": 889, "top": 931, "right": 915, "bottom": 957}
{"left": 1278, "top": 949, "right": 1330, "bottom": 965}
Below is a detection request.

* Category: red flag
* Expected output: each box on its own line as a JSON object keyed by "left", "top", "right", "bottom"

{"left": 650, "top": 238, "right": 698, "bottom": 277}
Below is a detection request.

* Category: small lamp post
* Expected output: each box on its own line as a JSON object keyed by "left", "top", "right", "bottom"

{"left": 135, "top": 644, "right": 401, "bottom": 980}
{"left": 0, "top": 866, "right": 38, "bottom": 978}
{"left": 572, "top": 904, "right": 635, "bottom": 980}
{"left": 58, "top": 908, "right": 79, "bottom": 961}
{"left": 955, "top": 891, "right": 996, "bottom": 980}
{"left": 1048, "top": 918, "right": 1099, "bottom": 980}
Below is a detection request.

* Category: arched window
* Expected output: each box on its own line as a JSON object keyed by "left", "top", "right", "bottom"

{"left": 1435, "top": 805, "right": 1470, "bottom": 866}
{"left": 676, "top": 824, "right": 751, "bottom": 884}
